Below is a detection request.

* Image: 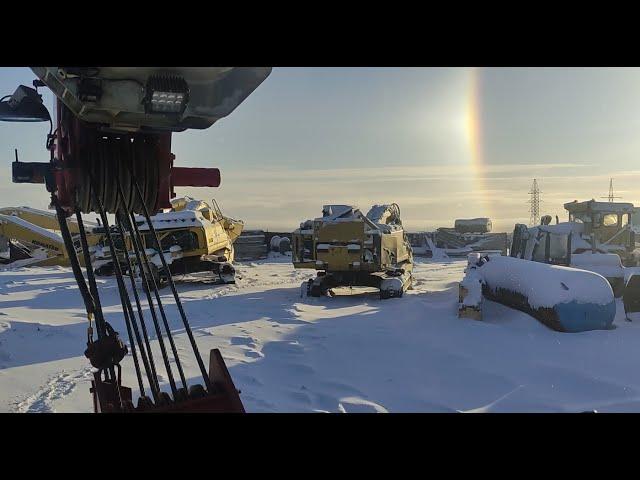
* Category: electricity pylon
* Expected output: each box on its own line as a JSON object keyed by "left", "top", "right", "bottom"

{"left": 528, "top": 179, "right": 541, "bottom": 226}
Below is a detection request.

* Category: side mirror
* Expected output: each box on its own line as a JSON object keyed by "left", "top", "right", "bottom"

{"left": 0, "top": 85, "right": 51, "bottom": 122}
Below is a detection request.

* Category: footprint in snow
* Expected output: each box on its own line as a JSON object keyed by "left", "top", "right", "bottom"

{"left": 15, "top": 367, "right": 93, "bottom": 413}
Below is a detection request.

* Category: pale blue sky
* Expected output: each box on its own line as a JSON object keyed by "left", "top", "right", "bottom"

{"left": 1, "top": 67, "right": 640, "bottom": 231}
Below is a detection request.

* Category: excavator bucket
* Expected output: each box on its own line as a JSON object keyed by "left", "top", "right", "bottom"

{"left": 623, "top": 274, "right": 640, "bottom": 321}
{"left": 91, "top": 349, "right": 245, "bottom": 413}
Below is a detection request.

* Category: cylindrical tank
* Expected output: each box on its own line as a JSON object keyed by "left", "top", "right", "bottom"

{"left": 476, "top": 255, "right": 615, "bottom": 332}
{"left": 454, "top": 218, "right": 492, "bottom": 234}
{"left": 279, "top": 237, "right": 291, "bottom": 253}
{"left": 270, "top": 235, "right": 281, "bottom": 252}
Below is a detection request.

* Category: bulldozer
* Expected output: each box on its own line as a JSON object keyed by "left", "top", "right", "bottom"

{"left": 509, "top": 199, "right": 640, "bottom": 320}
{"left": 292, "top": 204, "right": 413, "bottom": 299}
{"left": 563, "top": 199, "right": 637, "bottom": 265}
{"left": 510, "top": 200, "right": 639, "bottom": 295}
{"left": 91, "top": 196, "right": 244, "bottom": 285}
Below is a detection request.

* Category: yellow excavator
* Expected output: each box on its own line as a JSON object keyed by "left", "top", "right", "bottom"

{"left": 82, "top": 196, "right": 243, "bottom": 285}
{"left": 1, "top": 198, "right": 243, "bottom": 285}
{"left": 293, "top": 204, "right": 413, "bottom": 299}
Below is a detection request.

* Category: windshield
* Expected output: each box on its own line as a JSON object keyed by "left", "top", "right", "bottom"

{"left": 603, "top": 213, "right": 619, "bottom": 227}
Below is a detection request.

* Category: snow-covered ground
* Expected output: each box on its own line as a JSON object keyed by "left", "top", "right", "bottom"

{"left": 2, "top": 254, "right": 640, "bottom": 413}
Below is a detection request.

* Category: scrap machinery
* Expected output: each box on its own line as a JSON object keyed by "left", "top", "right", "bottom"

{"left": 292, "top": 204, "right": 413, "bottom": 299}
{"left": 0, "top": 67, "right": 271, "bottom": 412}
{"left": 0, "top": 198, "right": 245, "bottom": 286}
{"left": 92, "top": 196, "right": 244, "bottom": 286}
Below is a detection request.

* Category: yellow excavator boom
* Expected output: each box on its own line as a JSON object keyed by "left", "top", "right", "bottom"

{"left": 0, "top": 208, "right": 102, "bottom": 267}
{"left": 0, "top": 206, "right": 98, "bottom": 235}
{"left": 0, "top": 213, "right": 69, "bottom": 266}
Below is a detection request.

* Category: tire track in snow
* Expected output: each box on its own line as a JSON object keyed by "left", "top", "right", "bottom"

{"left": 14, "top": 366, "right": 93, "bottom": 413}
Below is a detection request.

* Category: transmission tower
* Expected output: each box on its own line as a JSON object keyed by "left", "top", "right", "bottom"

{"left": 528, "top": 179, "right": 541, "bottom": 226}
{"left": 601, "top": 178, "right": 621, "bottom": 202}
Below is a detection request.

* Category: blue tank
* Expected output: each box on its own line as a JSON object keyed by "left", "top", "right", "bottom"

{"left": 477, "top": 255, "right": 616, "bottom": 333}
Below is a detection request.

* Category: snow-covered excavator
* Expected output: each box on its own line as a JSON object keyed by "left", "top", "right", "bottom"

{"left": 1, "top": 197, "right": 244, "bottom": 287}
{"left": 0, "top": 67, "right": 271, "bottom": 412}
{"left": 91, "top": 196, "right": 243, "bottom": 285}
{"left": 292, "top": 204, "right": 413, "bottom": 299}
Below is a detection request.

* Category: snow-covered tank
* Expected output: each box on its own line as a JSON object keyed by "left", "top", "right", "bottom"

{"left": 464, "top": 254, "right": 616, "bottom": 332}
{"left": 279, "top": 237, "right": 291, "bottom": 253}
{"left": 454, "top": 218, "right": 492, "bottom": 234}
{"left": 270, "top": 235, "right": 282, "bottom": 252}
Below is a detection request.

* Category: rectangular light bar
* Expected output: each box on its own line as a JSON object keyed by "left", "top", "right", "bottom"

{"left": 150, "top": 90, "right": 186, "bottom": 112}
{"left": 145, "top": 74, "right": 189, "bottom": 114}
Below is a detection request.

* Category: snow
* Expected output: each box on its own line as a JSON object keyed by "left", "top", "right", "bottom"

{"left": 3, "top": 255, "right": 640, "bottom": 412}
{"left": 424, "top": 235, "right": 449, "bottom": 260}
{"left": 134, "top": 211, "right": 206, "bottom": 230}
{"left": 317, "top": 205, "right": 354, "bottom": 221}
{"left": 365, "top": 205, "right": 403, "bottom": 232}
{"left": 537, "top": 223, "right": 584, "bottom": 236}
{"left": 365, "top": 205, "right": 389, "bottom": 222}
{"left": 170, "top": 196, "right": 210, "bottom": 212}
{"left": 565, "top": 199, "right": 635, "bottom": 214}
{"left": 460, "top": 255, "right": 482, "bottom": 307}
{"left": 571, "top": 252, "right": 624, "bottom": 279}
